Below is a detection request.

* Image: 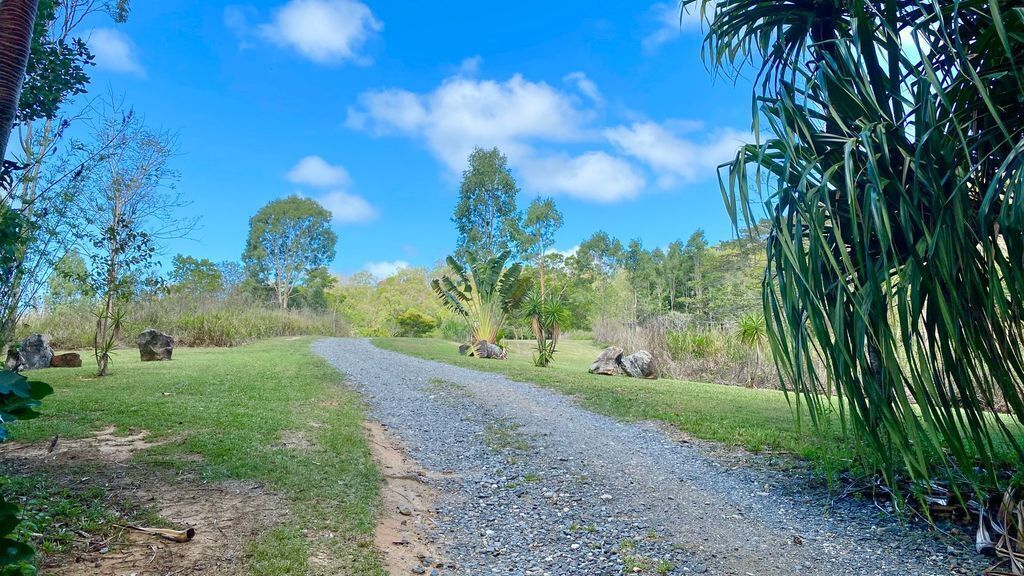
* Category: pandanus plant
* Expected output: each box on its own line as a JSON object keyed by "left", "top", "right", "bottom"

{"left": 432, "top": 250, "right": 531, "bottom": 355}
{"left": 523, "top": 290, "right": 570, "bottom": 367}
{"left": 685, "top": 0, "right": 1024, "bottom": 552}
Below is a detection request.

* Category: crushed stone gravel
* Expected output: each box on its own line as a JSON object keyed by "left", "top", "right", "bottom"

{"left": 314, "top": 338, "right": 986, "bottom": 576}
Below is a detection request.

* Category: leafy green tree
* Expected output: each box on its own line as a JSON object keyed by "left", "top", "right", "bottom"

{"left": 687, "top": 0, "right": 1024, "bottom": 498}
{"left": 243, "top": 195, "right": 337, "bottom": 309}
{"left": 520, "top": 196, "right": 563, "bottom": 299}
{"left": 291, "top": 266, "right": 337, "bottom": 311}
{"left": 217, "top": 260, "right": 245, "bottom": 295}
{"left": 453, "top": 147, "right": 522, "bottom": 263}
{"left": 432, "top": 251, "right": 531, "bottom": 352}
{"left": 45, "top": 250, "right": 90, "bottom": 307}
{"left": 662, "top": 240, "right": 685, "bottom": 312}
{"left": 168, "top": 254, "right": 223, "bottom": 297}
{"left": 681, "top": 230, "right": 707, "bottom": 316}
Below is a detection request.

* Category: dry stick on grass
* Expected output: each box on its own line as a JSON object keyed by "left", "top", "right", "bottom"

{"left": 116, "top": 524, "right": 195, "bottom": 543}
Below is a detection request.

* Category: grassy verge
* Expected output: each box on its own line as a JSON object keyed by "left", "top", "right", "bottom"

{"left": 7, "top": 338, "right": 383, "bottom": 576}
{"left": 371, "top": 337, "right": 849, "bottom": 464}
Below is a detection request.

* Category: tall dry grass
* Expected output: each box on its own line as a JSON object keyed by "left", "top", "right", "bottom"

{"left": 592, "top": 315, "right": 778, "bottom": 388}
{"left": 17, "top": 294, "right": 350, "bottom": 349}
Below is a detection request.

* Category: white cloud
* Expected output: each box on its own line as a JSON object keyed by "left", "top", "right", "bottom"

{"left": 87, "top": 28, "right": 144, "bottom": 75}
{"left": 347, "top": 73, "right": 589, "bottom": 172}
{"left": 546, "top": 244, "right": 579, "bottom": 257}
{"left": 519, "top": 151, "right": 645, "bottom": 203}
{"left": 642, "top": 2, "right": 707, "bottom": 53}
{"left": 605, "top": 121, "right": 748, "bottom": 187}
{"left": 563, "top": 71, "right": 603, "bottom": 105}
{"left": 257, "top": 0, "right": 381, "bottom": 64}
{"left": 347, "top": 73, "right": 648, "bottom": 202}
{"left": 363, "top": 260, "right": 408, "bottom": 279}
{"left": 287, "top": 156, "right": 351, "bottom": 187}
{"left": 316, "top": 190, "right": 378, "bottom": 223}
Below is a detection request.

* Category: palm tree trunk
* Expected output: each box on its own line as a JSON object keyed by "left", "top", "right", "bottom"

{"left": 0, "top": 0, "right": 39, "bottom": 160}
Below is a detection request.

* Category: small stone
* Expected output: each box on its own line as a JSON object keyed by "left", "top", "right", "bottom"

{"left": 412, "top": 566, "right": 425, "bottom": 574}
{"left": 599, "top": 494, "right": 613, "bottom": 501}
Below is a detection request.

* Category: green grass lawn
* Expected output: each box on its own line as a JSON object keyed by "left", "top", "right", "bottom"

{"left": 372, "top": 337, "right": 850, "bottom": 465}
{"left": 7, "top": 338, "right": 384, "bottom": 576}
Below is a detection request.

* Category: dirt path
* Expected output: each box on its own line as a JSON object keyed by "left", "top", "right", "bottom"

{"left": 315, "top": 338, "right": 983, "bottom": 576}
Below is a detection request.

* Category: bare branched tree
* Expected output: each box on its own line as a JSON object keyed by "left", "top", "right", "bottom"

{"left": 77, "top": 97, "right": 193, "bottom": 375}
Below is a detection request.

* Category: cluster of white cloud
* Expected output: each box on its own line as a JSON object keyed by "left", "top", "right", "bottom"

{"left": 226, "top": 0, "right": 381, "bottom": 65}
{"left": 285, "top": 155, "right": 377, "bottom": 224}
{"left": 346, "top": 69, "right": 749, "bottom": 203}
{"left": 87, "top": 28, "right": 144, "bottom": 76}
{"left": 362, "top": 260, "right": 409, "bottom": 279}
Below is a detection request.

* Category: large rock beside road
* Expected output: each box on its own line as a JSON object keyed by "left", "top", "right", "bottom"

{"left": 474, "top": 341, "right": 507, "bottom": 360}
{"left": 138, "top": 329, "right": 174, "bottom": 361}
{"left": 589, "top": 346, "right": 657, "bottom": 379}
{"left": 620, "top": 350, "right": 657, "bottom": 379}
{"left": 17, "top": 334, "right": 54, "bottom": 370}
{"left": 589, "top": 346, "right": 624, "bottom": 376}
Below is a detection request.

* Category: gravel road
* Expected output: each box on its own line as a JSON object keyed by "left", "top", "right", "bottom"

{"left": 314, "top": 338, "right": 985, "bottom": 576}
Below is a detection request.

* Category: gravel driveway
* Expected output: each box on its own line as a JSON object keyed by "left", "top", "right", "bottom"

{"left": 314, "top": 338, "right": 984, "bottom": 576}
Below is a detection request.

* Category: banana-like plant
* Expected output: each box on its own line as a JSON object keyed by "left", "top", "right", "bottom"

{"left": 432, "top": 251, "right": 531, "bottom": 355}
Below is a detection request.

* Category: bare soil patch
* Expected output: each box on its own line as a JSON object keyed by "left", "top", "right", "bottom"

{"left": 1, "top": 428, "right": 286, "bottom": 576}
{"left": 363, "top": 421, "right": 449, "bottom": 574}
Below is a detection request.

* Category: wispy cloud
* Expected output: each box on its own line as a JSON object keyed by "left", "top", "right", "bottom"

{"left": 87, "top": 28, "right": 144, "bottom": 76}
{"left": 642, "top": 2, "right": 707, "bottom": 54}
{"left": 316, "top": 190, "right": 378, "bottom": 224}
{"left": 287, "top": 156, "right": 352, "bottom": 188}
{"left": 362, "top": 260, "right": 409, "bottom": 279}
{"left": 227, "top": 0, "right": 381, "bottom": 65}
{"left": 605, "top": 121, "right": 750, "bottom": 188}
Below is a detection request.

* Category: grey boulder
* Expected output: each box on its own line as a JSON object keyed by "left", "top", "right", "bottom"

{"left": 474, "top": 341, "right": 507, "bottom": 360}
{"left": 620, "top": 350, "right": 657, "bottom": 379}
{"left": 138, "top": 329, "right": 174, "bottom": 361}
{"left": 15, "top": 334, "right": 54, "bottom": 370}
{"left": 589, "top": 346, "right": 624, "bottom": 376}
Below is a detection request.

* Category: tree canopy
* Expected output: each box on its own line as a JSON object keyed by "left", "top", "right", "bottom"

{"left": 452, "top": 147, "right": 522, "bottom": 263}
{"left": 243, "top": 195, "right": 337, "bottom": 309}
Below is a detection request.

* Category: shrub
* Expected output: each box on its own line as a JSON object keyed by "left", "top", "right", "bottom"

{"left": 395, "top": 310, "right": 436, "bottom": 337}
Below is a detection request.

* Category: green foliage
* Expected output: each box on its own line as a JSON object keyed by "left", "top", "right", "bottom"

{"left": 736, "top": 314, "right": 766, "bottom": 350}
{"left": 523, "top": 290, "right": 571, "bottom": 367}
{"left": 0, "top": 371, "right": 54, "bottom": 574}
{"left": 432, "top": 251, "right": 531, "bottom": 349}
{"left": 16, "top": 0, "right": 92, "bottom": 125}
{"left": 168, "top": 254, "right": 223, "bottom": 296}
{"left": 452, "top": 147, "right": 522, "bottom": 263}
{"left": 45, "top": 251, "right": 90, "bottom": 308}
{"left": 666, "top": 331, "right": 719, "bottom": 361}
{"left": 332, "top": 267, "right": 447, "bottom": 337}
{"left": 688, "top": 0, "right": 1024, "bottom": 492}
{"left": 243, "top": 195, "right": 337, "bottom": 309}
{"left": 0, "top": 494, "right": 35, "bottom": 576}
{"left": 290, "top": 267, "right": 337, "bottom": 311}
{"left": 520, "top": 197, "right": 563, "bottom": 266}
{"left": 395, "top": 309, "right": 436, "bottom": 337}
{"left": 0, "top": 371, "right": 52, "bottom": 442}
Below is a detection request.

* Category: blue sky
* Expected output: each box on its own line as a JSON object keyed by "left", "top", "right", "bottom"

{"left": 77, "top": 0, "right": 754, "bottom": 278}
